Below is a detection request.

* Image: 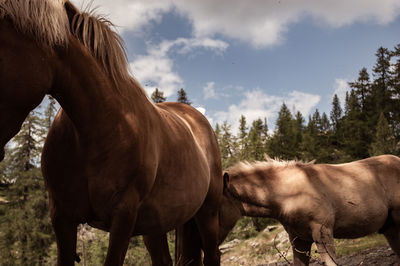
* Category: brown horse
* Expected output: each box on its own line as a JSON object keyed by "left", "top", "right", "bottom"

{"left": 0, "top": 1, "right": 222, "bottom": 265}
{"left": 144, "top": 191, "right": 242, "bottom": 265}
{"left": 223, "top": 155, "right": 400, "bottom": 266}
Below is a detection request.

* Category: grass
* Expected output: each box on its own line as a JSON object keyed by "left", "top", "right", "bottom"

{"left": 334, "top": 233, "right": 388, "bottom": 256}
{"left": 221, "top": 223, "right": 390, "bottom": 265}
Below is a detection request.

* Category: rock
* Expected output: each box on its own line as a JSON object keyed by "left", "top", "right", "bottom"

{"left": 220, "top": 238, "right": 241, "bottom": 253}
{"left": 264, "top": 225, "right": 279, "bottom": 232}
{"left": 250, "top": 241, "right": 260, "bottom": 248}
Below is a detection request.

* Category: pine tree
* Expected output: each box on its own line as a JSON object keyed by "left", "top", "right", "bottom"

{"left": 215, "top": 123, "right": 221, "bottom": 143}
{"left": 312, "top": 109, "right": 322, "bottom": 132}
{"left": 390, "top": 44, "right": 400, "bottom": 140}
{"left": 293, "top": 111, "right": 304, "bottom": 153}
{"left": 177, "top": 88, "right": 191, "bottom": 105}
{"left": 328, "top": 94, "right": 346, "bottom": 160}
{"left": 237, "top": 115, "right": 249, "bottom": 160}
{"left": 44, "top": 96, "right": 58, "bottom": 131}
{"left": 268, "top": 103, "right": 299, "bottom": 160}
{"left": 248, "top": 118, "right": 264, "bottom": 161}
{"left": 371, "top": 47, "right": 392, "bottom": 126}
{"left": 342, "top": 89, "right": 368, "bottom": 159}
{"left": 151, "top": 88, "right": 166, "bottom": 103}
{"left": 261, "top": 117, "right": 269, "bottom": 151}
{"left": 302, "top": 110, "right": 320, "bottom": 161}
{"left": 349, "top": 68, "right": 371, "bottom": 112}
{"left": 320, "top": 113, "right": 330, "bottom": 132}
{"left": 0, "top": 146, "right": 13, "bottom": 265}
{"left": 349, "top": 68, "right": 377, "bottom": 147}
{"left": 330, "top": 94, "right": 342, "bottom": 135}
{"left": 370, "top": 112, "right": 396, "bottom": 155}
{"left": 301, "top": 109, "right": 334, "bottom": 162}
{"left": 219, "top": 121, "right": 237, "bottom": 168}
{"left": 0, "top": 110, "right": 53, "bottom": 265}
{"left": 392, "top": 44, "right": 400, "bottom": 96}
{"left": 344, "top": 91, "right": 350, "bottom": 115}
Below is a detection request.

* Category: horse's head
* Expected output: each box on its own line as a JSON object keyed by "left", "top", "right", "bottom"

{"left": 222, "top": 163, "right": 277, "bottom": 218}
{"left": 0, "top": 0, "right": 77, "bottom": 160}
{"left": 218, "top": 172, "right": 243, "bottom": 243}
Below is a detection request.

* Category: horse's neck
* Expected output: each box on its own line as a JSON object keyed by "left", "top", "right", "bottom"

{"left": 229, "top": 177, "right": 277, "bottom": 218}
{"left": 51, "top": 40, "right": 153, "bottom": 142}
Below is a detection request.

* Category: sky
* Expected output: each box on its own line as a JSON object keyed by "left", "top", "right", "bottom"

{"left": 71, "top": 0, "right": 400, "bottom": 132}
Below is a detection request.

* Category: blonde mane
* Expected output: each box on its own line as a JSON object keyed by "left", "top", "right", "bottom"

{"left": 69, "top": 8, "right": 133, "bottom": 86}
{"left": 228, "top": 156, "right": 315, "bottom": 176}
{"left": 0, "top": 0, "right": 69, "bottom": 46}
{"left": 0, "top": 0, "right": 139, "bottom": 89}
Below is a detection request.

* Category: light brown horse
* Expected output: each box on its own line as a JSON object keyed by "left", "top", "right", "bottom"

{"left": 223, "top": 155, "right": 400, "bottom": 266}
{"left": 0, "top": 1, "right": 222, "bottom": 265}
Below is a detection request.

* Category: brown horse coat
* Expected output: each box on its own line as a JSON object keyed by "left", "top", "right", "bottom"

{"left": 0, "top": 1, "right": 222, "bottom": 265}
{"left": 224, "top": 155, "right": 400, "bottom": 266}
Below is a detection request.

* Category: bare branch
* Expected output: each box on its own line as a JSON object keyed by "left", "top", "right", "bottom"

{"left": 319, "top": 221, "right": 338, "bottom": 265}
{"left": 273, "top": 233, "right": 292, "bottom": 265}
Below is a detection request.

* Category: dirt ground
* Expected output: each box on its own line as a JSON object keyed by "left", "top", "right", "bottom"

{"left": 268, "top": 246, "right": 399, "bottom": 266}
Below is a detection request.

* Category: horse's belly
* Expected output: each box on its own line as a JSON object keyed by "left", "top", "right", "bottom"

{"left": 133, "top": 195, "right": 206, "bottom": 235}
{"left": 334, "top": 204, "right": 388, "bottom": 238}
{"left": 131, "top": 157, "right": 212, "bottom": 234}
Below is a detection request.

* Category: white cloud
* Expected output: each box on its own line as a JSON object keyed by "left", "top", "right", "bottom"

{"left": 285, "top": 91, "right": 321, "bottom": 116}
{"left": 130, "top": 38, "right": 228, "bottom": 97}
{"left": 195, "top": 106, "right": 206, "bottom": 115}
{"left": 130, "top": 54, "right": 182, "bottom": 97}
{"left": 333, "top": 78, "right": 349, "bottom": 106}
{"left": 176, "top": 0, "right": 400, "bottom": 48}
{"left": 203, "top": 82, "right": 217, "bottom": 99}
{"left": 213, "top": 88, "right": 320, "bottom": 133}
{"left": 149, "top": 37, "right": 228, "bottom": 57}
{"left": 70, "top": 0, "right": 171, "bottom": 33}
{"left": 72, "top": 0, "right": 400, "bottom": 47}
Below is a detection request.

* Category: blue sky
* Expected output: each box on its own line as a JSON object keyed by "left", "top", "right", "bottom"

{"left": 72, "top": 0, "right": 400, "bottom": 132}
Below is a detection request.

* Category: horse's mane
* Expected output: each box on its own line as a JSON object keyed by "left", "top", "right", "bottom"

{"left": 0, "top": 0, "right": 141, "bottom": 91}
{"left": 0, "top": 0, "right": 69, "bottom": 46}
{"left": 228, "top": 156, "right": 315, "bottom": 176}
{"left": 68, "top": 5, "right": 133, "bottom": 86}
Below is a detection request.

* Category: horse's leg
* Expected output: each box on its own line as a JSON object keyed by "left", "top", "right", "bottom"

{"left": 383, "top": 225, "right": 400, "bottom": 256}
{"left": 51, "top": 210, "right": 78, "bottom": 266}
{"left": 311, "top": 223, "right": 337, "bottom": 266}
{"left": 383, "top": 210, "right": 400, "bottom": 256}
{"left": 289, "top": 233, "right": 312, "bottom": 266}
{"left": 194, "top": 205, "right": 220, "bottom": 266}
{"left": 104, "top": 195, "right": 139, "bottom": 266}
{"left": 143, "top": 233, "right": 173, "bottom": 266}
{"left": 176, "top": 219, "right": 202, "bottom": 266}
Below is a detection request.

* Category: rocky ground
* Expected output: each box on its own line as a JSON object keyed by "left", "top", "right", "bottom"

{"left": 220, "top": 224, "right": 399, "bottom": 266}
{"left": 268, "top": 246, "right": 399, "bottom": 265}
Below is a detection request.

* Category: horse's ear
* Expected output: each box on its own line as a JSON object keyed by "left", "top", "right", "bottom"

{"left": 223, "top": 172, "right": 230, "bottom": 188}
{"left": 64, "top": 1, "right": 79, "bottom": 23}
